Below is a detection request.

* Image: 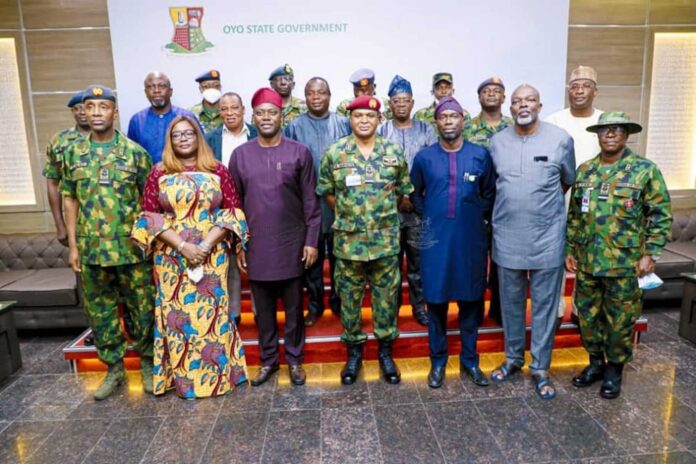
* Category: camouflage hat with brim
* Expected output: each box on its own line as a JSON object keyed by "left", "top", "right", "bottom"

{"left": 586, "top": 111, "right": 642, "bottom": 134}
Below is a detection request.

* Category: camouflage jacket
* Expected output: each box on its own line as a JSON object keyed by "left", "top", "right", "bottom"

{"left": 317, "top": 134, "right": 413, "bottom": 261}
{"left": 463, "top": 113, "right": 513, "bottom": 149}
{"left": 61, "top": 130, "right": 151, "bottom": 266}
{"left": 336, "top": 97, "right": 393, "bottom": 121}
{"left": 281, "top": 96, "right": 308, "bottom": 128}
{"left": 42, "top": 126, "right": 85, "bottom": 180}
{"left": 566, "top": 148, "right": 672, "bottom": 277}
{"left": 190, "top": 102, "right": 223, "bottom": 134}
{"left": 414, "top": 102, "right": 471, "bottom": 135}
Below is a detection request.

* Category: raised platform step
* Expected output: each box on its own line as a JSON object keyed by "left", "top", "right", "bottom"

{"left": 63, "top": 297, "right": 648, "bottom": 371}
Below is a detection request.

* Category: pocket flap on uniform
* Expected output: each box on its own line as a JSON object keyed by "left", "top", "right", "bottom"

{"left": 612, "top": 234, "right": 639, "bottom": 248}
{"left": 613, "top": 186, "right": 638, "bottom": 198}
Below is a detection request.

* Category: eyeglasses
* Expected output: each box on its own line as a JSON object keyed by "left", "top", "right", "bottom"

{"left": 597, "top": 126, "right": 627, "bottom": 136}
{"left": 171, "top": 130, "right": 196, "bottom": 141}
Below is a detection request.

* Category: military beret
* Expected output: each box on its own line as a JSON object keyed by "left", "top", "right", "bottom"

{"left": 269, "top": 64, "right": 294, "bottom": 80}
{"left": 195, "top": 70, "right": 220, "bottom": 83}
{"left": 349, "top": 68, "right": 375, "bottom": 87}
{"left": 434, "top": 96, "right": 463, "bottom": 118}
{"left": 388, "top": 75, "right": 412, "bottom": 97}
{"left": 477, "top": 76, "right": 505, "bottom": 94}
{"left": 432, "top": 72, "right": 453, "bottom": 86}
{"left": 586, "top": 111, "right": 642, "bottom": 134}
{"left": 346, "top": 95, "right": 381, "bottom": 112}
{"left": 251, "top": 87, "right": 282, "bottom": 109}
{"left": 67, "top": 91, "right": 84, "bottom": 108}
{"left": 82, "top": 85, "right": 116, "bottom": 103}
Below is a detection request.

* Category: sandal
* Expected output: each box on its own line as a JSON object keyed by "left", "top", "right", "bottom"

{"left": 532, "top": 373, "right": 557, "bottom": 400}
{"left": 490, "top": 362, "right": 522, "bottom": 383}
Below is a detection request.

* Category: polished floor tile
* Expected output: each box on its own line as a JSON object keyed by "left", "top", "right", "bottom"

{"left": 85, "top": 417, "right": 162, "bottom": 464}
{"left": 374, "top": 403, "right": 445, "bottom": 463}
{"left": 201, "top": 412, "right": 268, "bottom": 463}
{"left": 261, "top": 409, "right": 321, "bottom": 464}
{"left": 321, "top": 406, "right": 381, "bottom": 464}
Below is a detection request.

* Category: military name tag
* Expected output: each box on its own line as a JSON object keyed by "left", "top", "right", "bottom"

{"left": 99, "top": 168, "right": 110, "bottom": 185}
{"left": 598, "top": 182, "right": 610, "bottom": 200}
{"left": 335, "top": 162, "right": 355, "bottom": 170}
{"left": 382, "top": 156, "right": 399, "bottom": 167}
{"left": 364, "top": 166, "right": 376, "bottom": 183}
{"left": 345, "top": 174, "right": 362, "bottom": 187}
{"left": 581, "top": 189, "right": 591, "bottom": 213}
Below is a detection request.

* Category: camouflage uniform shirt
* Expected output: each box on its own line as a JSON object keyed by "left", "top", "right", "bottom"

{"left": 42, "top": 126, "right": 85, "bottom": 180}
{"left": 566, "top": 148, "right": 672, "bottom": 277}
{"left": 463, "top": 113, "right": 513, "bottom": 149}
{"left": 61, "top": 130, "right": 152, "bottom": 266}
{"left": 336, "top": 97, "right": 393, "bottom": 121}
{"left": 317, "top": 134, "right": 413, "bottom": 261}
{"left": 281, "top": 96, "right": 308, "bottom": 128}
{"left": 190, "top": 102, "right": 223, "bottom": 134}
{"left": 414, "top": 102, "right": 471, "bottom": 134}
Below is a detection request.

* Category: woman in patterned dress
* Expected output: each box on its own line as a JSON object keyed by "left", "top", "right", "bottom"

{"left": 132, "top": 115, "right": 248, "bottom": 398}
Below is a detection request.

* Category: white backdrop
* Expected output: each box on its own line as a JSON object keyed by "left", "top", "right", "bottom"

{"left": 107, "top": 0, "right": 570, "bottom": 128}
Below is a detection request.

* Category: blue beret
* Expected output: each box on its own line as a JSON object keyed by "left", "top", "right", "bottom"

{"left": 67, "top": 91, "right": 84, "bottom": 108}
{"left": 269, "top": 64, "right": 294, "bottom": 80}
{"left": 349, "top": 68, "right": 375, "bottom": 86}
{"left": 477, "top": 76, "right": 505, "bottom": 94}
{"left": 195, "top": 69, "right": 220, "bottom": 82}
{"left": 82, "top": 85, "right": 116, "bottom": 103}
{"left": 388, "top": 75, "right": 412, "bottom": 97}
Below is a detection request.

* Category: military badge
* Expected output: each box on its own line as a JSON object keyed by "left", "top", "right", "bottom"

{"left": 382, "top": 157, "right": 399, "bottom": 166}
{"left": 92, "top": 87, "right": 104, "bottom": 96}
{"left": 359, "top": 78, "right": 369, "bottom": 87}
{"left": 210, "top": 70, "right": 218, "bottom": 78}
{"left": 284, "top": 64, "right": 293, "bottom": 75}
{"left": 368, "top": 98, "right": 378, "bottom": 109}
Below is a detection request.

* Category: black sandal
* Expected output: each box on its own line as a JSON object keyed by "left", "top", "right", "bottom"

{"left": 491, "top": 362, "right": 522, "bottom": 383}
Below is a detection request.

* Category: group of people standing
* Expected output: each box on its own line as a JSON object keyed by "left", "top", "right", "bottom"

{"left": 43, "top": 63, "right": 671, "bottom": 402}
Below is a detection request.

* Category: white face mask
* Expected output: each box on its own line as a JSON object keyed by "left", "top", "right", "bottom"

{"left": 202, "top": 88, "right": 221, "bottom": 104}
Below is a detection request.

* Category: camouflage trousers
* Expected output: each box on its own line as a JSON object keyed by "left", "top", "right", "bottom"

{"left": 574, "top": 270, "right": 642, "bottom": 364}
{"left": 81, "top": 262, "right": 155, "bottom": 365}
{"left": 335, "top": 255, "right": 400, "bottom": 345}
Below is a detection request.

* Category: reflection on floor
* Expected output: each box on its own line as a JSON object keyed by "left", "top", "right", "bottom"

{"left": 0, "top": 308, "right": 695, "bottom": 464}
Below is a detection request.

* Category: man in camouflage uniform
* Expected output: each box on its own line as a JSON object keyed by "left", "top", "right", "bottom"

{"left": 566, "top": 111, "right": 671, "bottom": 399}
{"left": 62, "top": 85, "right": 155, "bottom": 400}
{"left": 317, "top": 95, "right": 413, "bottom": 385}
{"left": 463, "top": 77, "right": 513, "bottom": 327}
{"left": 414, "top": 72, "right": 470, "bottom": 131}
{"left": 43, "top": 92, "right": 90, "bottom": 246}
{"left": 336, "top": 68, "right": 392, "bottom": 121}
{"left": 189, "top": 69, "right": 223, "bottom": 134}
{"left": 268, "top": 64, "right": 307, "bottom": 127}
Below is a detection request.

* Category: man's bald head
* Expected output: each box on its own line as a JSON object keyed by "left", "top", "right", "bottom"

{"left": 144, "top": 71, "right": 173, "bottom": 112}
{"left": 510, "top": 84, "right": 542, "bottom": 130}
{"left": 511, "top": 84, "right": 540, "bottom": 102}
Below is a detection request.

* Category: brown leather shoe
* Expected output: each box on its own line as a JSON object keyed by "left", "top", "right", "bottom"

{"left": 289, "top": 364, "right": 306, "bottom": 386}
{"left": 251, "top": 364, "right": 279, "bottom": 386}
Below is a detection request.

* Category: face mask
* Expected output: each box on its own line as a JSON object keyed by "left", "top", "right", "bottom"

{"left": 202, "top": 88, "right": 221, "bottom": 104}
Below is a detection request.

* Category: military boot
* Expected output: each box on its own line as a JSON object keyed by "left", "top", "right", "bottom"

{"left": 340, "top": 344, "right": 363, "bottom": 385}
{"left": 140, "top": 357, "right": 154, "bottom": 394}
{"left": 600, "top": 362, "right": 624, "bottom": 399}
{"left": 377, "top": 339, "right": 401, "bottom": 384}
{"left": 572, "top": 354, "right": 605, "bottom": 388}
{"left": 94, "top": 361, "right": 126, "bottom": 401}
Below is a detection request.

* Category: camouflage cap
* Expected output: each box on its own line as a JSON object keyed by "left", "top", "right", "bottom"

{"left": 432, "top": 72, "right": 453, "bottom": 86}
{"left": 268, "top": 64, "right": 294, "bottom": 80}
{"left": 82, "top": 85, "right": 116, "bottom": 103}
{"left": 586, "top": 111, "right": 642, "bottom": 134}
{"left": 569, "top": 65, "right": 597, "bottom": 84}
{"left": 67, "top": 91, "right": 84, "bottom": 108}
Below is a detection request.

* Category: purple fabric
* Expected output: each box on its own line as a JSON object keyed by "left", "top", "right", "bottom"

{"left": 448, "top": 151, "right": 457, "bottom": 218}
{"left": 434, "top": 97, "right": 464, "bottom": 118}
{"left": 228, "top": 137, "right": 321, "bottom": 281}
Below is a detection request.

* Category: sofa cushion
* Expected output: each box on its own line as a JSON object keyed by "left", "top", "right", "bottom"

{"left": 664, "top": 242, "right": 696, "bottom": 263}
{"left": 0, "top": 268, "right": 77, "bottom": 307}
{"left": 0, "top": 270, "right": 36, "bottom": 289}
{"left": 655, "top": 248, "right": 695, "bottom": 279}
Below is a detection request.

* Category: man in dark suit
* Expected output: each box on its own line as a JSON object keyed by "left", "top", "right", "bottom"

{"left": 205, "top": 92, "right": 257, "bottom": 164}
{"left": 204, "top": 91, "right": 257, "bottom": 325}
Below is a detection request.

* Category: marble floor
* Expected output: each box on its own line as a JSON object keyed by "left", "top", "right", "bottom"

{"left": 1, "top": 308, "right": 696, "bottom": 464}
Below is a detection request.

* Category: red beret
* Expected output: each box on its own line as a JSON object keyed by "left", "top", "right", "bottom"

{"left": 346, "top": 95, "right": 381, "bottom": 112}
{"left": 251, "top": 87, "right": 282, "bottom": 109}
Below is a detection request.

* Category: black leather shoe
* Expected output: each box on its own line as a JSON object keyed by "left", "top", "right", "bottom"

{"left": 600, "top": 362, "right": 624, "bottom": 399}
{"left": 572, "top": 355, "right": 605, "bottom": 388}
{"left": 412, "top": 307, "right": 429, "bottom": 326}
{"left": 462, "top": 366, "right": 489, "bottom": 387}
{"left": 251, "top": 364, "right": 279, "bottom": 386}
{"left": 341, "top": 344, "right": 363, "bottom": 385}
{"left": 377, "top": 340, "right": 401, "bottom": 384}
{"left": 289, "top": 364, "right": 306, "bottom": 386}
{"left": 304, "top": 312, "right": 322, "bottom": 327}
{"left": 427, "top": 365, "right": 445, "bottom": 388}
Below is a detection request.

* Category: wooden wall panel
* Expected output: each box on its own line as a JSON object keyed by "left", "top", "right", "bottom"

{"left": 25, "top": 29, "right": 115, "bottom": 92}
{"left": 0, "top": 1, "right": 21, "bottom": 29}
{"left": 567, "top": 28, "right": 646, "bottom": 85}
{"left": 22, "top": 0, "right": 108, "bottom": 29}
{"left": 649, "top": 0, "right": 696, "bottom": 24}
{"left": 593, "top": 86, "right": 643, "bottom": 120}
{"left": 569, "top": 0, "right": 648, "bottom": 25}
{"left": 32, "top": 94, "right": 79, "bottom": 155}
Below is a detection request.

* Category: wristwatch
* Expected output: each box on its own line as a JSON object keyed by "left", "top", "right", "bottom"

{"left": 649, "top": 255, "right": 660, "bottom": 263}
